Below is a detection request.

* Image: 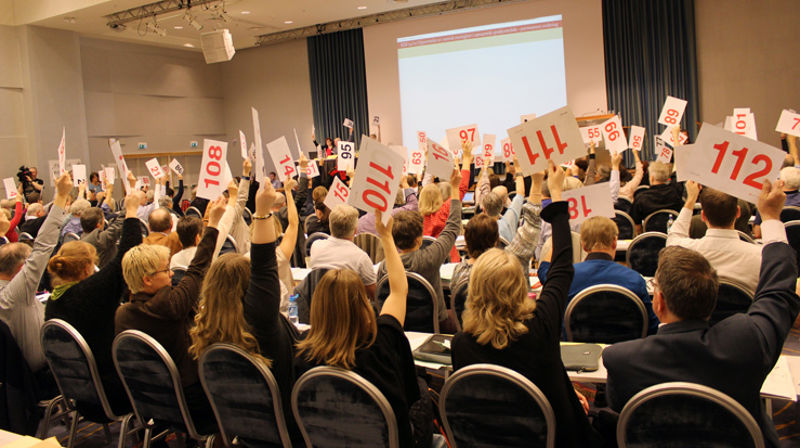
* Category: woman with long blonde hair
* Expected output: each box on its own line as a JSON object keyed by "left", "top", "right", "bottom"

{"left": 296, "top": 210, "right": 431, "bottom": 447}
{"left": 452, "top": 161, "right": 602, "bottom": 447}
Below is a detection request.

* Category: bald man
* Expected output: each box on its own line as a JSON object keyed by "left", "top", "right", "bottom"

{"left": 143, "top": 207, "right": 182, "bottom": 257}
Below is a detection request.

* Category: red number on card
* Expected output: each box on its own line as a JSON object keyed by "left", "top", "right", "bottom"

{"left": 710, "top": 140, "right": 773, "bottom": 190}
{"left": 588, "top": 127, "right": 600, "bottom": 139}
{"left": 567, "top": 196, "right": 592, "bottom": 220}
{"left": 431, "top": 144, "right": 449, "bottom": 161}
{"left": 664, "top": 109, "right": 680, "bottom": 125}
{"left": 604, "top": 121, "right": 620, "bottom": 141}
{"left": 459, "top": 128, "right": 476, "bottom": 142}
{"left": 793, "top": 118, "right": 800, "bottom": 130}
{"left": 411, "top": 152, "right": 422, "bottom": 165}
{"left": 279, "top": 155, "right": 295, "bottom": 178}
{"left": 503, "top": 142, "right": 513, "bottom": 158}
{"left": 522, "top": 125, "right": 567, "bottom": 165}
{"left": 333, "top": 183, "right": 349, "bottom": 201}
{"left": 484, "top": 144, "right": 493, "bottom": 155}
{"left": 206, "top": 161, "right": 220, "bottom": 176}
{"left": 361, "top": 161, "right": 394, "bottom": 212}
{"left": 418, "top": 132, "right": 426, "bottom": 143}
{"left": 208, "top": 145, "right": 223, "bottom": 160}
{"left": 203, "top": 178, "right": 218, "bottom": 188}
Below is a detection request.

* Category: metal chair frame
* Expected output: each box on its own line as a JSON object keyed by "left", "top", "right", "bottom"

{"left": 198, "top": 343, "right": 292, "bottom": 448}
{"left": 617, "top": 382, "right": 764, "bottom": 448}
{"left": 780, "top": 205, "right": 800, "bottom": 223}
{"left": 439, "top": 363, "right": 556, "bottom": 448}
{"left": 62, "top": 232, "right": 81, "bottom": 243}
{"left": 614, "top": 210, "right": 636, "bottom": 239}
{"left": 185, "top": 206, "right": 203, "bottom": 219}
{"left": 625, "top": 231, "right": 667, "bottom": 276}
{"left": 40, "top": 320, "right": 140, "bottom": 448}
{"left": 354, "top": 232, "right": 385, "bottom": 264}
{"left": 564, "top": 284, "right": 648, "bottom": 341}
{"left": 642, "top": 209, "right": 680, "bottom": 233}
{"left": 291, "top": 366, "right": 399, "bottom": 448}
{"left": 376, "top": 272, "right": 440, "bottom": 333}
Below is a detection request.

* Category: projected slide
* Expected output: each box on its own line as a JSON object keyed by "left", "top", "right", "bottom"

{"left": 397, "top": 15, "right": 566, "bottom": 153}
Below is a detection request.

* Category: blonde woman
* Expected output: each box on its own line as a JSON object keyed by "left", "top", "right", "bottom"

{"left": 44, "top": 190, "right": 143, "bottom": 414}
{"left": 296, "top": 210, "right": 432, "bottom": 447}
{"left": 452, "top": 161, "right": 602, "bottom": 448}
{"left": 420, "top": 149, "right": 471, "bottom": 238}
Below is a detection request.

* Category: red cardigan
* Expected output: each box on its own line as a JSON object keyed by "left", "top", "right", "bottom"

{"left": 5, "top": 201, "right": 23, "bottom": 242}
{"left": 423, "top": 168, "right": 469, "bottom": 237}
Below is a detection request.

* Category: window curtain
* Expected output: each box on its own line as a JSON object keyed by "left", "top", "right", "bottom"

{"left": 307, "top": 28, "right": 369, "bottom": 151}
{"left": 603, "top": 0, "right": 699, "bottom": 163}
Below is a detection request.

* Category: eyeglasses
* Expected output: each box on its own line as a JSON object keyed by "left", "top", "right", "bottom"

{"left": 148, "top": 268, "right": 171, "bottom": 276}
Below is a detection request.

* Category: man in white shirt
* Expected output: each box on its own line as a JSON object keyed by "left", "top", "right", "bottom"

{"left": 666, "top": 180, "right": 764, "bottom": 295}
{"left": 309, "top": 204, "right": 377, "bottom": 298}
{"left": 170, "top": 216, "right": 204, "bottom": 269}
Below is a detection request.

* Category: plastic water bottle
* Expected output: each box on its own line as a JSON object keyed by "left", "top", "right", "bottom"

{"left": 667, "top": 215, "right": 674, "bottom": 232}
{"left": 288, "top": 294, "right": 299, "bottom": 325}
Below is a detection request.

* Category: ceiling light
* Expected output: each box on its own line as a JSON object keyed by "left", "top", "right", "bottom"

{"left": 63, "top": 16, "right": 77, "bottom": 24}
{"left": 173, "top": 25, "right": 184, "bottom": 29}
{"left": 183, "top": 43, "right": 195, "bottom": 48}
{"left": 357, "top": 5, "right": 367, "bottom": 10}
{"left": 284, "top": 20, "right": 293, "bottom": 24}
{"left": 240, "top": 11, "right": 251, "bottom": 15}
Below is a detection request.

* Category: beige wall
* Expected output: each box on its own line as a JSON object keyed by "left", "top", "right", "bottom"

{"left": 695, "top": 0, "right": 800, "bottom": 147}
{"left": 220, "top": 37, "right": 315, "bottom": 174}
{"left": 0, "top": 25, "right": 29, "bottom": 190}
{"left": 363, "top": 0, "right": 607, "bottom": 146}
{"left": 80, "top": 37, "right": 223, "bottom": 194}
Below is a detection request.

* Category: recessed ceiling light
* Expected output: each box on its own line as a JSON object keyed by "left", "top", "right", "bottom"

{"left": 173, "top": 25, "right": 184, "bottom": 29}
{"left": 284, "top": 20, "right": 293, "bottom": 24}
{"left": 357, "top": 5, "right": 367, "bottom": 10}
{"left": 183, "top": 43, "right": 195, "bottom": 48}
{"left": 240, "top": 10, "right": 251, "bottom": 15}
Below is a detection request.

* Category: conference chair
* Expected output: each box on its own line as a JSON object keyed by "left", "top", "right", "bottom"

{"left": 242, "top": 207, "right": 252, "bottom": 226}
{"left": 780, "top": 205, "right": 800, "bottom": 223}
{"left": 709, "top": 279, "right": 754, "bottom": 326}
{"left": 497, "top": 236, "right": 510, "bottom": 249}
{"left": 440, "top": 364, "right": 556, "bottom": 448}
{"left": 565, "top": 284, "right": 648, "bottom": 343}
{"left": 185, "top": 206, "right": 202, "bottom": 219}
{"left": 626, "top": 232, "right": 667, "bottom": 277}
{"left": 294, "top": 267, "right": 330, "bottom": 324}
{"left": 218, "top": 234, "right": 237, "bottom": 256}
{"left": 376, "top": 272, "right": 440, "bottom": 333}
{"left": 421, "top": 235, "right": 437, "bottom": 249}
{"left": 450, "top": 281, "right": 468, "bottom": 331}
{"left": 171, "top": 266, "right": 187, "bottom": 286}
{"left": 292, "top": 366, "right": 399, "bottom": 448}
{"left": 614, "top": 197, "right": 632, "bottom": 215}
{"left": 62, "top": 232, "right": 80, "bottom": 243}
{"left": 18, "top": 231, "right": 34, "bottom": 244}
{"left": 0, "top": 236, "right": 8, "bottom": 245}
{"left": 40, "top": 320, "right": 140, "bottom": 448}
{"left": 198, "top": 344, "right": 292, "bottom": 448}
{"left": 633, "top": 185, "right": 649, "bottom": 198}
{"left": 112, "top": 330, "right": 217, "bottom": 448}
{"left": 617, "top": 382, "right": 764, "bottom": 448}
{"left": 613, "top": 210, "right": 636, "bottom": 240}
{"left": 785, "top": 220, "right": 800, "bottom": 268}
{"left": 354, "top": 232, "right": 385, "bottom": 263}
{"left": 136, "top": 218, "right": 149, "bottom": 237}
{"left": 304, "top": 232, "right": 329, "bottom": 264}
{"left": 642, "top": 209, "right": 680, "bottom": 234}
{"left": 737, "top": 230, "right": 756, "bottom": 244}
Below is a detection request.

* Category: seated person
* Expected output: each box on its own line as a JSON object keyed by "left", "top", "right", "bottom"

{"left": 0, "top": 173, "right": 70, "bottom": 392}
{"left": 603, "top": 179, "right": 796, "bottom": 448}
{"left": 297, "top": 210, "right": 432, "bottom": 448}
{"left": 420, "top": 149, "right": 470, "bottom": 238}
{"left": 357, "top": 177, "right": 418, "bottom": 236}
{"left": 452, "top": 162, "right": 602, "bottom": 447}
{"left": 44, "top": 189, "right": 142, "bottom": 414}
{"left": 305, "top": 186, "right": 330, "bottom": 235}
{"left": 630, "top": 161, "right": 683, "bottom": 232}
{"left": 538, "top": 216, "right": 658, "bottom": 335}
{"left": 753, "top": 165, "right": 800, "bottom": 237}
{"left": 668, "top": 181, "right": 765, "bottom": 295}
{"left": 689, "top": 198, "right": 754, "bottom": 238}
{"left": 309, "top": 205, "right": 377, "bottom": 298}
{"left": 170, "top": 216, "right": 204, "bottom": 268}
{"left": 143, "top": 206, "right": 182, "bottom": 257}
{"left": 481, "top": 168, "right": 525, "bottom": 243}
{"left": 80, "top": 199, "right": 124, "bottom": 269}
{"left": 19, "top": 201, "right": 46, "bottom": 238}
{"left": 116, "top": 197, "right": 226, "bottom": 430}
{"left": 61, "top": 198, "right": 90, "bottom": 237}
{"left": 377, "top": 168, "right": 463, "bottom": 334}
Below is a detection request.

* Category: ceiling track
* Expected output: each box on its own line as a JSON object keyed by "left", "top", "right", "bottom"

{"left": 255, "top": 0, "right": 527, "bottom": 46}
{"left": 104, "top": 0, "right": 219, "bottom": 28}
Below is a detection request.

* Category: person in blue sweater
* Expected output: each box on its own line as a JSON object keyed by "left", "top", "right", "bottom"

{"left": 537, "top": 215, "right": 658, "bottom": 336}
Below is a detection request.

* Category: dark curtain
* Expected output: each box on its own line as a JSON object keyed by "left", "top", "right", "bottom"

{"left": 603, "top": 0, "right": 699, "bottom": 164}
{"left": 307, "top": 29, "right": 369, "bottom": 151}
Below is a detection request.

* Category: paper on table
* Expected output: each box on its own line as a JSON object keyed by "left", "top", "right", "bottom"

{"left": 761, "top": 356, "right": 797, "bottom": 401}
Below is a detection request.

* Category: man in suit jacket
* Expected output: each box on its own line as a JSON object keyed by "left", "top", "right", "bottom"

{"left": 604, "top": 179, "right": 798, "bottom": 448}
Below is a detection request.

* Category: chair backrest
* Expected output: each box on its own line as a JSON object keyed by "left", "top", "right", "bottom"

{"left": 62, "top": 232, "right": 80, "bottom": 243}
{"left": 137, "top": 218, "right": 149, "bottom": 237}
{"left": 613, "top": 211, "right": 636, "bottom": 240}
{"left": 709, "top": 279, "right": 754, "bottom": 326}
{"left": 614, "top": 197, "right": 633, "bottom": 214}
{"left": 421, "top": 235, "right": 436, "bottom": 249}
{"left": 785, "top": 220, "right": 800, "bottom": 268}
{"left": 305, "top": 232, "right": 329, "bottom": 258}
{"left": 625, "top": 232, "right": 667, "bottom": 277}
{"left": 440, "top": 363, "right": 555, "bottom": 448}
{"left": 294, "top": 267, "right": 330, "bottom": 324}
{"left": 633, "top": 185, "right": 649, "bottom": 198}
{"left": 376, "top": 272, "right": 439, "bottom": 333}
{"left": 242, "top": 207, "right": 252, "bottom": 226}
{"left": 780, "top": 206, "right": 800, "bottom": 223}
{"left": 0, "top": 236, "right": 8, "bottom": 245}
{"left": 218, "top": 234, "right": 237, "bottom": 256}
{"left": 199, "top": 344, "right": 291, "bottom": 448}
{"left": 112, "top": 330, "right": 208, "bottom": 440}
{"left": 18, "top": 232, "right": 34, "bottom": 242}
{"left": 40, "top": 320, "right": 119, "bottom": 421}
{"left": 292, "top": 366, "right": 399, "bottom": 448}
{"left": 171, "top": 266, "right": 187, "bottom": 286}
{"left": 737, "top": 230, "right": 756, "bottom": 243}
{"left": 642, "top": 209, "right": 679, "bottom": 233}
{"left": 565, "top": 284, "right": 648, "bottom": 343}
{"left": 450, "top": 281, "right": 468, "bottom": 331}
{"left": 617, "top": 382, "right": 764, "bottom": 448}
{"left": 354, "top": 232, "right": 385, "bottom": 264}
{"left": 497, "top": 236, "right": 510, "bottom": 249}
{"left": 185, "top": 206, "right": 202, "bottom": 219}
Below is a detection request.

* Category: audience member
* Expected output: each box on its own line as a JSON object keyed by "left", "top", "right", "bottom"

{"left": 305, "top": 186, "right": 330, "bottom": 235}
{"left": 171, "top": 216, "right": 203, "bottom": 269}
{"left": 452, "top": 162, "right": 602, "bottom": 447}
{"left": 2, "top": 187, "right": 23, "bottom": 242}
{"left": 481, "top": 161, "right": 525, "bottom": 243}
{"left": 420, "top": 149, "right": 470, "bottom": 239}
{"left": 19, "top": 202, "right": 46, "bottom": 238}
{"left": 44, "top": 190, "right": 143, "bottom": 414}
{"left": 753, "top": 165, "right": 800, "bottom": 238}
{"left": 79, "top": 205, "right": 124, "bottom": 269}
{"left": 60, "top": 198, "right": 90, "bottom": 237}
{"left": 604, "top": 179, "right": 796, "bottom": 448}
{"left": 617, "top": 148, "right": 644, "bottom": 207}
{"left": 538, "top": 216, "right": 658, "bottom": 335}
{"left": 309, "top": 204, "right": 377, "bottom": 298}
{"left": 668, "top": 181, "right": 764, "bottom": 295}
{"left": 629, "top": 159, "right": 683, "bottom": 231}
{"left": 21, "top": 167, "right": 44, "bottom": 203}
{"left": 143, "top": 206, "right": 182, "bottom": 257}
{"left": 357, "top": 175, "right": 418, "bottom": 235}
